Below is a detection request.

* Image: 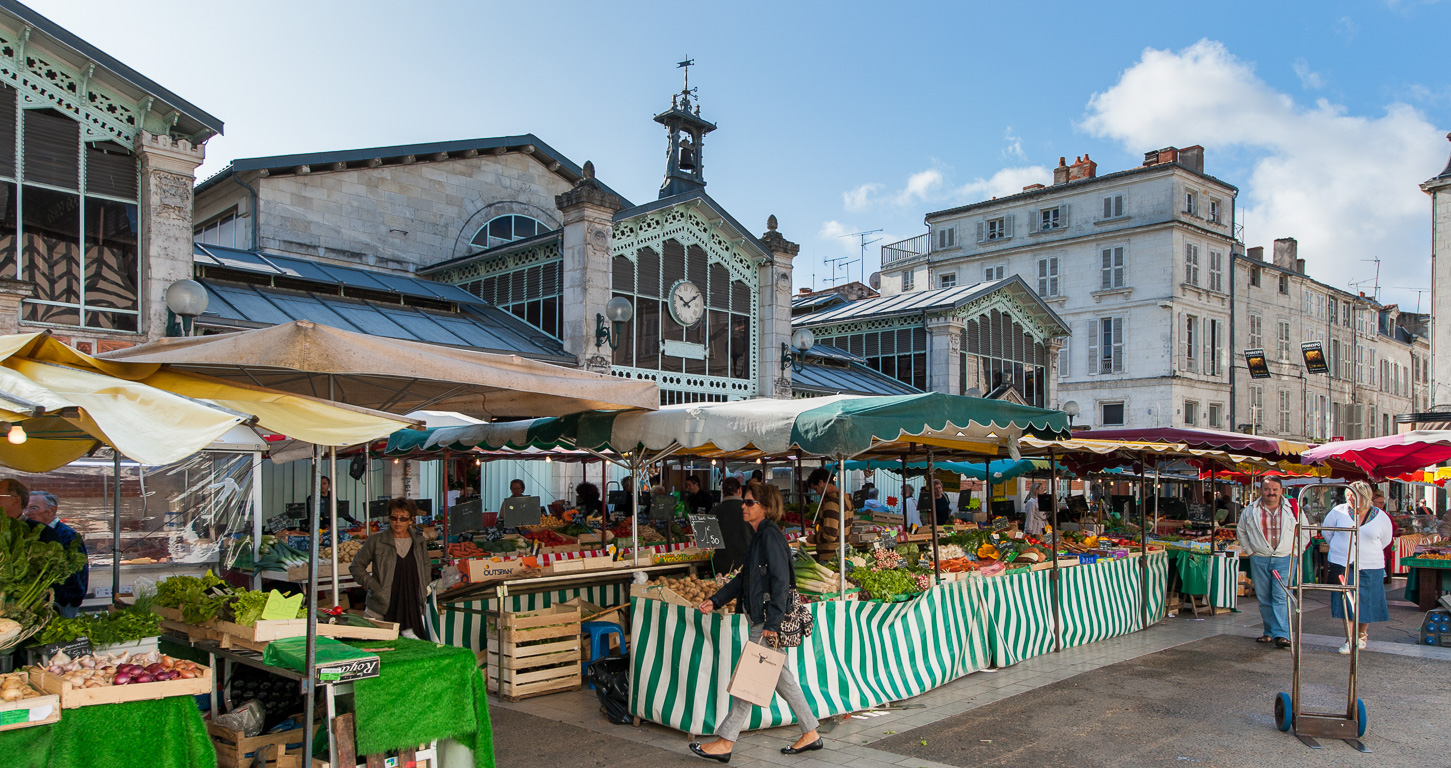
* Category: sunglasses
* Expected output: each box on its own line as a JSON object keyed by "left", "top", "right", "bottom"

{"left": 741, "top": 499, "right": 759, "bottom": 508}
{"left": 389, "top": 515, "right": 412, "bottom": 522}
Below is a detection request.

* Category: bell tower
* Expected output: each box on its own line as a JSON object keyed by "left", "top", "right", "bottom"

{"left": 655, "top": 58, "right": 717, "bottom": 199}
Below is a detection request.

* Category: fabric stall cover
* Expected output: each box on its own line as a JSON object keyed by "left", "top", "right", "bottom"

{"left": 99, "top": 320, "right": 659, "bottom": 418}
{"left": 1301, "top": 430, "right": 1451, "bottom": 482}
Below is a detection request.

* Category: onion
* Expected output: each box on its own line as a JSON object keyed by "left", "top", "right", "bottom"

{"left": 178, "top": 670, "right": 196, "bottom": 679}
{"left": 145, "top": 663, "right": 164, "bottom": 676}
{"left": 134, "top": 674, "right": 153, "bottom": 684}
{"left": 114, "top": 674, "right": 131, "bottom": 685}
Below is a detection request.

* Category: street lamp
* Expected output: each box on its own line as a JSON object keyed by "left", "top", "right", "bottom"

{"left": 165, "top": 279, "right": 209, "bottom": 337}
{"left": 1062, "top": 400, "right": 1080, "bottom": 427}
{"left": 781, "top": 327, "right": 815, "bottom": 373}
{"left": 595, "top": 297, "right": 634, "bottom": 350}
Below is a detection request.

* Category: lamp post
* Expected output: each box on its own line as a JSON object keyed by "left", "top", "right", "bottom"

{"left": 1062, "top": 400, "right": 1080, "bottom": 428}
{"left": 595, "top": 297, "right": 634, "bottom": 351}
{"left": 781, "top": 327, "right": 815, "bottom": 373}
{"left": 165, "top": 279, "right": 209, "bottom": 337}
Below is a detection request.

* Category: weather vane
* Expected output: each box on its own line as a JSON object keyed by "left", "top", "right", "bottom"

{"left": 677, "top": 57, "right": 694, "bottom": 93}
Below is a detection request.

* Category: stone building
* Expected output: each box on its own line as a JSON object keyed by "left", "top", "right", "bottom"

{"left": 1424, "top": 135, "right": 1451, "bottom": 412}
{"left": 1232, "top": 237, "right": 1428, "bottom": 442}
{"left": 878, "top": 146, "right": 1237, "bottom": 428}
{"left": 0, "top": 1, "right": 221, "bottom": 351}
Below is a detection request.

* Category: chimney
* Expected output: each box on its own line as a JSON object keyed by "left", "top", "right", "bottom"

{"left": 1022, "top": 183, "right": 1045, "bottom": 192}
{"left": 1296, "top": 258, "right": 1306, "bottom": 275}
{"left": 1272, "top": 237, "right": 1298, "bottom": 270}
{"left": 1178, "top": 145, "right": 1204, "bottom": 173}
{"left": 1067, "top": 154, "right": 1097, "bottom": 182}
{"left": 1053, "top": 157, "right": 1069, "bottom": 185}
{"left": 799, "top": 287, "right": 813, "bottom": 295}
{"left": 1247, "top": 246, "right": 1264, "bottom": 261}
{"left": 1144, "top": 147, "right": 1179, "bottom": 167}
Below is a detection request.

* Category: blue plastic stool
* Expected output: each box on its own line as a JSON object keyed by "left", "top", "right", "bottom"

{"left": 580, "top": 621, "right": 626, "bottom": 688}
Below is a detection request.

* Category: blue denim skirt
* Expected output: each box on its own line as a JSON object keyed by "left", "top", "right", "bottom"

{"left": 1328, "top": 564, "right": 1390, "bottom": 623}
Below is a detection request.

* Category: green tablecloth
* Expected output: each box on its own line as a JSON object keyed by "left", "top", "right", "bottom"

{"left": 1166, "top": 549, "right": 1211, "bottom": 594}
{"left": 0, "top": 695, "right": 214, "bottom": 768}
{"left": 1404, "top": 566, "right": 1451, "bottom": 603}
{"left": 343, "top": 637, "right": 494, "bottom": 768}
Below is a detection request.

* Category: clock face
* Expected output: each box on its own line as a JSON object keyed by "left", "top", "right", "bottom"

{"left": 668, "top": 280, "right": 705, "bottom": 328}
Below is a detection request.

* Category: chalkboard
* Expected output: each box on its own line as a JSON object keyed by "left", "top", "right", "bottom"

{"left": 501, "top": 496, "right": 542, "bottom": 527}
{"left": 31, "top": 637, "right": 92, "bottom": 665}
{"left": 688, "top": 514, "right": 726, "bottom": 550}
{"left": 649, "top": 494, "right": 677, "bottom": 522}
{"left": 264, "top": 514, "right": 293, "bottom": 534}
{"left": 1187, "top": 503, "right": 1213, "bottom": 523}
{"left": 448, "top": 498, "right": 485, "bottom": 533}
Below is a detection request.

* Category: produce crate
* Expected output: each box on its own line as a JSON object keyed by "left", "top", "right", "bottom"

{"left": 485, "top": 605, "right": 581, "bottom": 702}
{"left": 870, "top": 512, "right": 906, "bottom": 526}
{"left": 209, "top": 721, "right": 305, "bottom": 768}
{"left": 629, "top": 582, "right": 695, "bottom": 608}
{"left": 317, "top": 619, "right": 400, "bottom": 642}
{"left": 0, "top": 692, "right": 60, "bottom": 732}
{"left": 30, "top": 665, "right": 211, "bottom": 709}
{"left": 285, "top": 563, "right": 342, "bottom": 581}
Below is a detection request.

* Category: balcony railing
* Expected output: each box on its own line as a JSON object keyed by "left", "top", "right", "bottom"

{"left": 880, "top": 233, "right": 931, "bottom": 266}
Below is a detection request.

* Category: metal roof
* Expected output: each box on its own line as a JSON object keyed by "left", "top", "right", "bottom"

{"left": 802, "top": 342, "right": 865, "bottom": 364}
{"left": 195, "top": 134, "right": 628, "bottom": 203}
{"left": 614, "top": 189, "right": 774, "bottom": 264}
{"left": 792, "top": 292, "right": 849, "bottom": 312}
{"left": 194, "top": 244, "right": 480, "bottom": 305}
{"left": 924, "top": 161, "right": 1237, "bottom": 221}
{"left": 792, "top": 275, "right": 1071, "bottom": 337}
{"left": 0, "top": 0, "right": 222, "bottom": 138}
{"left": 196, "top": 279, "right": 572, "bottom": 363}
{"left": 793, "top": 359, "right": 921, "bottom": 397}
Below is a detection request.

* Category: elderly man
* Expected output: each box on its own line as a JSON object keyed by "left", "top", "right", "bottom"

{"left": 26, "top": 491, "right": 89, "bottom": 618}
{"left": 1236, "top": 477, "right": 1309, "bottom": 649}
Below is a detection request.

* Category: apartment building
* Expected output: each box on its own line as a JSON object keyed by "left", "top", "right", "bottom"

{"left": 878, "top": 146, "right": 1238, "bottom": 429}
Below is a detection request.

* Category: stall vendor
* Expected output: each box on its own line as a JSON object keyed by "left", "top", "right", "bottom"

{"left": 349, "top": 498, "right": 430, "bottom": 639}
{"left": 683, "top": 475, "right": 714, "bottom": 516}
{"left": 498, "top": 479, "right": 529, "bottom": 518}
{"left": 26, "top": 491, "right": 88, "bottom": 618}
{"left": 308, "top": 476, "right": 361, "bottom": 527}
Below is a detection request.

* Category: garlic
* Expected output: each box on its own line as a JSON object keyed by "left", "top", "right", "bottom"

{"left": 50, "top": 651, "right": 71, "bottom": 666}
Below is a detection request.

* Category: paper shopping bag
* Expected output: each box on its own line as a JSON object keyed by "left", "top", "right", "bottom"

{"left": 727, "top": 640, "right": 786, "bottom": 707}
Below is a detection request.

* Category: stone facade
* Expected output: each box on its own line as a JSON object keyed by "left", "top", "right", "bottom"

{"left": 136, "top": 132, "right": 207, "bottom": 341}
{"left": 879, "top": 148, "right": 1237, "bottom": 429}
{"left": 194, "top": 151, "right": 574, "bottom": 273}
{"left": 1423, "top": 136, "right": 1451, "bottom": 410}
{"left": 758, "top": 219, "right": 799, "bottom": 399}
{"left": 556, "top": 163, "right": 626, "bottom": 372}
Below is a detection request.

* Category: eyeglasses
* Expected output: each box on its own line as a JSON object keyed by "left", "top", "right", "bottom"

{"left": 741, "top": 500, "right": 759, "bottom": 508}
{"left": 389, "top": 515, "right": 411, "bottom": 522}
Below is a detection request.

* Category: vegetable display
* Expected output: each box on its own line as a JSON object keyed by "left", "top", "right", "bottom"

{"left": 37, "top": 606, "right": 162, "bottom": 647}
{"left": 155, "top": 574, "right": 306, "bottom": 627}
{"left": 0, "top": 671, "right": 43, "bottom": 702}
{"left": 0, "top": 514, "right": 87, "bottom": 651}
{"left": 38, "top": 649, "right": 203, "bottom": 687}
{"left": 793, "top": 552, "right": 842, "bottom": 595}
{"left": 320, "top": 539, "right": 364, "bottom": 563}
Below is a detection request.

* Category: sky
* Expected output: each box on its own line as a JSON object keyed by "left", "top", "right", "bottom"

{"left": 25, "top": 0, "right": 1451, "bottom": 311}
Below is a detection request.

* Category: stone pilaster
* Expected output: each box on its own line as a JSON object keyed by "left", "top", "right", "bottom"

{"left": 925, "top": 315, "right": 963, "bottom": 395}
{"left": 1045, "top": 337, "right": 1064, "bottom": 407}
{"left": 0, "top": 279, "right": 34, "bottom": 336}
{"left": 556, "top": 162, "right": 626, "bottom": 373}
{"left": 1422, "top": 135, "right": 1451, "bottom": 409}
{"left": 757, "top": 216, "right": 798, "bottom": 399}
{"left": 135, "top": 132, "right": 206, "bottom": 341}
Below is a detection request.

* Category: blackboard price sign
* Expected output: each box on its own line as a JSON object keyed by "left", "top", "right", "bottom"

{"left": 688, "top": 515, "right": 726, "bottom": 550}
{"left": 649, "top": 495, "right": 676, "bottom": 522}
{"left": 30, "top": 636, "right": 92, "bottom": 666}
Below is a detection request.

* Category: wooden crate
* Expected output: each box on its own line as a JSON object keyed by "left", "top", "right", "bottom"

{"left": 30, "top": 666, "right": 211, "bottom": 709}
{"left": 317, "top": 618, "right": 400, "bottom": 642}
{"left": 0, "top": 692, "right": 60, "bottom": 732}
{"left": 209, "top": 721, "right": 305, "bottom": 768}
{"left": 485, "top": 605, "right": 581, "bottom": 702}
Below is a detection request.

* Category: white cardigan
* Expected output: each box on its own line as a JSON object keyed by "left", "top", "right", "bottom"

{"left": 1322, "top": 505, "right": 1395, "bottom": 571}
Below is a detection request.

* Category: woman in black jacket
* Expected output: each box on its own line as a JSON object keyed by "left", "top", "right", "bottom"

{"left": 689, "top": 483, "right": 823, "bottom": 763}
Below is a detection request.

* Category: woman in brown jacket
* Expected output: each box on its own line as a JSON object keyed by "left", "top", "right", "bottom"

{"left": 348, "top": 498, "right": 431, "bottom": 638}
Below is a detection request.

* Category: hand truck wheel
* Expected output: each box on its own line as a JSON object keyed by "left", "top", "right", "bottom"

{"left": 1274, "top": 692, "right": 1293, "bottom": 732}
{"left": 1356, "top": 698, "right": 1367, "bottom": 738}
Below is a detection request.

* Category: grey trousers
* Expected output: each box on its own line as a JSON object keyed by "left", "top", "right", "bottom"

{"left": 716, "top": 624, "right": 820, "bottom": 742}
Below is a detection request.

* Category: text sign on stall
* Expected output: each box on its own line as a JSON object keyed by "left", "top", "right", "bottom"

{"left": 315, "top": 655, "right": 380, "bottom": 686}
{"left": 649, "top": 495, "right": 677, "bottom": 522}
{"left": 687, "top": 515, "right": 726, "bottom": 550}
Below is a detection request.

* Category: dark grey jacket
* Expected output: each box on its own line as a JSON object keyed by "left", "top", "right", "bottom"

{"left": 348, "top": 529, "right": 430, "bottom": 617}
{"left": 709, "top": 521, "right": 792, "bottom": 631}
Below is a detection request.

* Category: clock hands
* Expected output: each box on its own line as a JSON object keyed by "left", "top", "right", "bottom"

{"left": 680, "top": 294, "right": 700, "bottom": 308}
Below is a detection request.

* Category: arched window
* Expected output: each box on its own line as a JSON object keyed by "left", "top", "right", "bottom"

{"left": 470, "top": 214, "right": 548, "bottom": 250}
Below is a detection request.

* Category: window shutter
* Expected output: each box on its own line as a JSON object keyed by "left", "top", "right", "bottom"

{"left": 1114, "top": 195, "right": 1124, "bottom": 217}
{"left": 1111, "top": 318, "right": 1124, "bottom": 373}
{"left": 1059, "top": 203, "right": 1069, "bottom": 228}
{"left": 1058, "top": 339, "right": 1070, "bottom": 378}
{"left": 1205, "top": 319, "right": 1215, "bottom": 376}
{"left": 1100, "top": 249, "right": 1111, "bottom": 290}
{"left": 1004, "top": 214, "right": 1014, "bottom": 238}
{"left": 1086, "top": 319, "right": 1099, "bottom": 376}
{"left": 1028, "top": 210, "right": 1039, "bottom": 233}
{"left": 976, "top": 221, "right": 985, "bottom": 243}
{"left": 1102, "top": 197, "right": 1112, "bottom": 219}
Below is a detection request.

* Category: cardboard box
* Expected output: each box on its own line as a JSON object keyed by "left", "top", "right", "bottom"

{"left": 464, "top": 557, "right": 532, "bottom": 583}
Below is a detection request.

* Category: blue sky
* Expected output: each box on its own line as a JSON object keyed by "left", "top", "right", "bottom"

{"left": 28, "top": 0, "right": 1451, "bottom": 310}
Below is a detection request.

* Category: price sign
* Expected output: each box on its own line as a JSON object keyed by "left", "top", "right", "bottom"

{"left": 34, "top": 636, "right": 92, "bottom": 663}
{"left": 649, "top": 495, "right": 676, "bottom": 522}
{"left": 687, "top": 515, "right": 726, "bottom": 550}
{"left": 264, "top": 514, "right": 293, "bottom": 534}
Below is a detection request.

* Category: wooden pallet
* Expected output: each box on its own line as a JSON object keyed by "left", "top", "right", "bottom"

{"left": 486, "top": 605, "right": 581, "bottom": 702}
{"left": 210, "top": 720, "right": 305, "bottom": 768}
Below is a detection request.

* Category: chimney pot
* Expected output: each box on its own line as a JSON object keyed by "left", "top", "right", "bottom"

{"left": 1247, "top": 246, "right": 1264, "bottom": 261}
{"left": 1272, "top": 237, "right": 1299, "bottom": 270}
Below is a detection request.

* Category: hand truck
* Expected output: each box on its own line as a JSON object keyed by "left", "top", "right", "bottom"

{"left": 1270, "top": 508, "right": 1370, "bottom": 752}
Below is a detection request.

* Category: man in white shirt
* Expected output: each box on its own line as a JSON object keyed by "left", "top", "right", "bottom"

{"left": 1236, "top": 477, "right": 1310, "bottom": 648}
{"left": 900, "top": 483, "right": 920, "bottom": 528}
{"left": 1024, "top": 484, "right": 1047, "bottom": 536}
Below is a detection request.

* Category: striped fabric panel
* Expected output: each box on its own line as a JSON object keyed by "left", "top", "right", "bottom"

{"left": 1059, "top": 557, "right": 1145, "bottom": 648}
{"left": 980, "top": 568, "right": 1055, "bottom": 666}
{"left": 1206, "top": 553, "right": 1239, "bottom": 610}
{"left": 436, "top": 583, "right": 630, "bottom": 652}
{"left": 628, "top": 580, "right": 993, "bottom": 735}
{"left": 1146, "top": 552, "right": 1168, "bottom": 622}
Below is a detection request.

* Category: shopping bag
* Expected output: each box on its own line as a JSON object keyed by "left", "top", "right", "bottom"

{"left": 726, "top": 640, "right": 786, "bottom": 707}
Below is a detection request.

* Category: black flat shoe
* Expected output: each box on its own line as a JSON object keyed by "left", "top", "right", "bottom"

{"left": 1274, "top": 637, "right": 1291, "bottom": 649}
{"left": 689, "top": 743, "right": 731, "bottom": 763}
{"left": 781, "top": 739, "right": 825, "bottom": 755}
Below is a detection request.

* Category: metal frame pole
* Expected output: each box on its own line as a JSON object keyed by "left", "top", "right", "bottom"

{"left": 794, "top": 451, "right": 804, "bottom": 538}
{"left": 630, "top": 455, "right": 640, "bottom": 568}
{"left": 1138, "top": 450, "right": 1149, "bottom": 630}
{"left": 1050, "top": 446, "right": 1061, "bottom": 651}
{"left": 303, "top": 444, "right": 321, "bottom": 768}
{"left": 251, "top": 449, "right": 263, "bottom": 591}
{"left": 836, "top": 455, "right": 847, "bottom": 597}
{"left": 111, "top": 451, "right": 121, "bottom": 603}
{"left": 329, "top": 446, "right": 340, "bottom": 607}
{"left": 927, "top": 449, "right": 940, "bottom": 584}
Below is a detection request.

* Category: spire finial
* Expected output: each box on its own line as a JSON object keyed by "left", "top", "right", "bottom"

{"left": 767, "top": 214, "right": 778, "bottom": 232}
{"left": 582, "top": 160, "right": 595, "bottom": 180}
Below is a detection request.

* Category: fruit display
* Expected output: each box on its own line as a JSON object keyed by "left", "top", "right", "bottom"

{"left": 0, "top": 671, "right": 44, "bottom": 702}
{"left": 448, "top": 539, "right": 520, "bottom": 558}
{"left": 609, "top": 522, "right": 664, "bottom": 544}
{"left": 523, "top": 514, "right": 568, "bottom": 531}
{"left": 36, "top": 649, "right": 204, "bottom": 687}
{"left": 522, "top": 530, "right": 573, "bottom": 548}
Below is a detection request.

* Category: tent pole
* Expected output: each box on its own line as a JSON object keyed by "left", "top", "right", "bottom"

{"left": 363, "top": 444, "right": 372, "bottom": 526}
{"left": 327, "top": 376, "right": 340, "bottom": 607}
{"left": 927, "top": 449, "right": 940, "bottom": 584}
{"left": 1138, "top": 450, "right": 1149, "bottom": 631}
{"left": 1049, "top": 447, "right": 1062, "bottom": 652}
{"left": 630, "top": 455, "right": 640, "bottom": 568}
{"left": 304, "top": 444, "right": 321, "bottom": 768}
{"left": 794, "top": 451, "right": 803, "bottom": 539}
{"left": 1153, "top": 461, "right": 1161, "bottom": 533}
{"left": 901, "top": 449, "right": 909, "bottom": 520}
{"left": 251, "top": 449, "right": 263, "bottom": 591}
{"left": 111, "top": 451, "right": 121, "bottom": 604}
{"left": 441, "top": 450, "right": 450, "bottom": 561}
{"left": 836, "top": 454, "right": 847, "bottom": 598}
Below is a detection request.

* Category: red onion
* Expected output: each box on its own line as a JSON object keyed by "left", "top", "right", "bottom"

{"left": 144, "top": 664, "right": 164, "bottom": 675}
{"left": 113, "top": 674, "right": 131, "bottom": 685}
{"left": 134, "top": 674, "right": 153, "bottom": 684}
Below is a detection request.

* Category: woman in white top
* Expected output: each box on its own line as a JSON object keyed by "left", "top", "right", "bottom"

{"left": 1321, "top": 481, "right": 1395, "bottom": 654}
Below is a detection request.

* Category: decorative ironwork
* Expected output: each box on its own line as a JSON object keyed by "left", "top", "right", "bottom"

{"left": 0, "top": 25, "right": 142, "bottom": 144}
{"left": 429, "top": 241, "right": 561, "bottom": 284}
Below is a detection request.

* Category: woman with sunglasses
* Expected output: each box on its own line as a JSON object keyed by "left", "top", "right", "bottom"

{"left": 689, "top": 482, "right": 822, "bottom": 762}
{"left": 349, "top": 498, "right": 430, "bottom": 639}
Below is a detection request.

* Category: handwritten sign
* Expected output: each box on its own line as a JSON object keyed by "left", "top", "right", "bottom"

{"left": 261, "top": 590, "right": 304, "bottom": 621}
{"left": 688, "top": 515, "right": 726, "bottom": 550}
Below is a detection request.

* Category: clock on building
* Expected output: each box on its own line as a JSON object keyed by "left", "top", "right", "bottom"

{"left": 668, "top": 279, "right": 705, "bottom": 327}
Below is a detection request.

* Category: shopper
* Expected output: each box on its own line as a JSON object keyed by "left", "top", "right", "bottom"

{"left": 349, "top": 498, "right": 431, "bottom": 639}
{"left": 709, "top": 476, "right": 751, "bottom": 576}
{"left": 690, "top": 483, "right": 822, "bottom": 762}
{"left": 1024, "top": 484, "right": 1046, "bottom": 536}
{"left": 1323, "top": 481, "right": 1394, "bottom": 654}
{"left": 26, "top": 491, "right": 88, "bottom": 618}
{"left": 1235, "top": 477, "right": 1309, "bottom": 649}
{"left": 683, "top": 475, "right": 714, "bottom": 516}
{"left": 1373, "top": 489, "right": 1397, "bottom": 585}
{"left": 805, "top": 467, "right": 849, "bottom": 562}
{"left": 928, "top": 479, "right": 951, "bottom": 526}
{"left": 900, "top": 483, "right": 920, "bottom": 528}
{"left": 575, "top": 482, "right": 603, "bottom": 517}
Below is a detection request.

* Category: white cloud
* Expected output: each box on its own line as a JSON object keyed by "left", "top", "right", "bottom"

{"left": 839, "top": 165, "right": 1047, "bottom": 216}
{"left": 896, "top": 169, "right": 944, "bottom": 205}
{"left": 1003, "top": 126, "right": 1026, "bottom": 160}
{"left": 952, "top": 166, "right": 1052, "bottom": 202}
{"left": 1081, "top": 40, "right": 1446, "bottom": 307}
{"left": 842, "top": 183, "right": 881, "bottom": 213}
{"left": 1292, "top": 59, "right": 1325, "bottom": 90}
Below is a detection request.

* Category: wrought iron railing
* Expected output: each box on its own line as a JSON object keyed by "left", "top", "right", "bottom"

{"left": 880, "top": 233, "right": 931, "bottom": 266}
